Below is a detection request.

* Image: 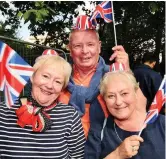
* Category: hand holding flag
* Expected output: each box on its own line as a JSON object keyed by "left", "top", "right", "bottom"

{"left": 0, "top": 41, "right": 33, "bottom": 108}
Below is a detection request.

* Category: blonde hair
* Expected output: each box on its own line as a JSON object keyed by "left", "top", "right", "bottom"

{"left": 33, "top": 55, "right": 72, "bottom": 89}
{"left": 99, "top": 71, "right": 139, "bottom": 97}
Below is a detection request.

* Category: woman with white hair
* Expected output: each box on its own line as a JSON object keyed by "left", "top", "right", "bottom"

{"left": 0, "top": 52, "right": 85, "bottom": 158}
{"left": 99, "top": 71, "right": 165, "bottom": 159}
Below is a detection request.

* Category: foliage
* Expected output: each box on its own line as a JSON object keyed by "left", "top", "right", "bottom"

{"left": 99, "top": 1, "right": 165, "bottom": 72}
{"left": 11, "top": 1, "right": 86, "bottom": 49}
{"left": 0, "top": 1, "right": 165, "bottom": 74}
{"left": 0, "top": 1, "right": 20, "bottom": 38}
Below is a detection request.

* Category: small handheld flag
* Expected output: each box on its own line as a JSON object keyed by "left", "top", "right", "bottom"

{"left": 0, "top": 41, "right": 33, "bottom": 108}
{"left": 90, "top": 1, "right": 117, "bottom": 45}
{"left": 90, "top": 1, "right": 112, "bottom": 24}
{"left": 138, "top": 75, "right": 166, "bottom": 135}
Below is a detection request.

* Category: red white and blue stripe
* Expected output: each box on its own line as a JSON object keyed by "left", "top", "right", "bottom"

{"left": 109, "top": 62, "right": 126, "bottom": 72}
{"left": 73, "top": 15, "right": 96, "bottom": 30}
{"left": 90, "top": 1, "right": 113, "bottom": 24}
{"left": 42, "top": 49, "right": 58, "bottom": 55}
{"left": 144, "top": 75, "right": 166, "bottom": 124}
{"left": 0, "top": 41, "right": 33, "bottom": 108}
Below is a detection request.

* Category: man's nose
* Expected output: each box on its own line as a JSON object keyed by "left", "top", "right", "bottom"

{"left": 82, "top": 45, "right": 88, "bottom": 54}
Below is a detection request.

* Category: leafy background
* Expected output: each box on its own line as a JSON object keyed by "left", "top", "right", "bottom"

{"left": 0, "top": 1, "right": 165, "bottom": 76}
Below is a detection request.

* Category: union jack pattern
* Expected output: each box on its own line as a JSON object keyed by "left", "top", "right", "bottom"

{"left": 90, "top": 1, "right": 113, "bottom": 24}
{"left": 73, "top": 15, "right": 96, "bottom": 30}
{"left": 109, "top": 62, "right": 126, "bottom": 72}
{"left": 0, "top": 41, "right": 33, "bottom": 108}
{"left": 144, "top": 75, "right": 166, "bottom": 124}
{"left": 42, "top": 49, "right": 58, "bottom": 56}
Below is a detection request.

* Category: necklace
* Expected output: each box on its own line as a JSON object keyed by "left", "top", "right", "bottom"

{"left": 114, "top": 122, "right": 123, "bottom": 142}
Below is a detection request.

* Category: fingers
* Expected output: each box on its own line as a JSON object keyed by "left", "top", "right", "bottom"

{"left": 109, "top": 52, "right": 117, "bottom": 61}
{"left": 112, "top": 45, "right": 125, "bottom": 52}
{"left": 131, "top": 145, "right": 139, "bottom": 157}
{"left": 117, "top": 135, "right": 144, "bottom": 158}
{"left": 110, "top": 45, "right": 126, "bottom": 61}
{"left": 109, "top": 51, "right": 128, "bottom": 62}
{"left": 130, "top": 135, "right": 144, "bottom": 142}
{"left": 130, "top": 135, "right": 144, "bottom": 157}
{"left": 109, "top": 45, "right": 130, "bottom": 70}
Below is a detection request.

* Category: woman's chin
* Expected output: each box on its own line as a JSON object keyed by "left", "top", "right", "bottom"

{"left": 114, "top": 114, "right": 129, "bottom": 120}
{"left": 36, "top": 100, "right": 51, "bottom": 106}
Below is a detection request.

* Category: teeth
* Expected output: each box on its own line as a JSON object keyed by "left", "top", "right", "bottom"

{"left": 82, "top": 57, "right": 90, "bottom": 61}
{"left": 41, "top": 89, "right": 51, "bottom": 95}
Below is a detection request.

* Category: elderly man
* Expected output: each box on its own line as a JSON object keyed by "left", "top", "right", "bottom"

{"left": 58, "top": 15, "right": 146, "bottom": 158}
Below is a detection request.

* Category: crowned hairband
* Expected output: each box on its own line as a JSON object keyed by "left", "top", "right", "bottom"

{"left": 42, "top": 49, "right": 58, "bottom": 56}
{"left": 35, "top": 49, "right": 58, "bottom": 63}
{"left": 72, "top": 15, "right": 97, "bottom": 30}
{"left": 109, "top": 62, "right": 126, "bottom": 72}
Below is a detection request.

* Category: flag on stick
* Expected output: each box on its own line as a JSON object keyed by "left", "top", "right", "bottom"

{"left": 90, "top": 1, "right": 117, "bottom": 45}
{"left": 90, "top": 1, "right": 113, "bottom": 23}
{"left": 0, "top": 41, "right": 33, "bottom": 108}
{"left": 139, "top": 75, "right": 166, "bottom": 135}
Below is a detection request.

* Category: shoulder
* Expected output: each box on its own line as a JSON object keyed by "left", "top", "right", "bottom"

{"left": 149, "top": 114, "right": 165, "bottom": 131}
{"left": 105, "top": 115, "right": 114, "bottom": 129}
{"left": 152, "top": 71, "right": 162, "bottom": 80}
{"left": 157, "top": 114, "right": 165, "bottom": 125}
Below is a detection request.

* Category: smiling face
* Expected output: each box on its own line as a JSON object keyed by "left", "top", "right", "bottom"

{"left": 69, "top": 30, "right": 101, "bottom": 71}
{"left": 31, "top": 64, "right": 65, "bottom": 106}
{"left": 103, "top": 73, "right": 138, "bottom": 120}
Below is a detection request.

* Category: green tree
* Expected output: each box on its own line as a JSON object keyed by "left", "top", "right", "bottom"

{"left": 99, "top": 1, "right": 165, "bottom": 73}
{"left": 12, "top": 1, "right": 87, "bottom": 50}
{"left": 0, "top": 1, "right": 20, "bottom": 38}
{"left": 0, "top": 1, "right": 164, "bottom": 75}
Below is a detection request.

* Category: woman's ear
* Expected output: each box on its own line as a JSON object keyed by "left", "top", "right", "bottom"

{"left": 136, "top": 88, "right": 147, "bottom": 113}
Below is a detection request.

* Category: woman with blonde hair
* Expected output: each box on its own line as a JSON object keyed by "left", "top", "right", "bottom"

{"left": 0, "top": 51, "right": 85, "bottom": 158}
{"left": 99, "top": 71, "right": 165, "bottom": 159}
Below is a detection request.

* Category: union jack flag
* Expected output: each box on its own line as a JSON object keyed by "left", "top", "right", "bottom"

{"left": 0, "top": 41, "right": 33, "bottom": 108}
{"left": 90, "top": 1, "right": 113, "bottom": 24}
{"left": 144, "top": 75, "right": 166, "bottom": 124}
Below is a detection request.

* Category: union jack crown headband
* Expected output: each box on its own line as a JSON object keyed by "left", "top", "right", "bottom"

{"left": 42, "top": 49, "right": 58, "bottom": 56}
{"left": 35, "top": 49, "right": 58, "bottom": 63}
{"left": 72, "top": 15, "right": 97, "bottom": 30}
{"left": 109, "top": 62, "right": 126, "bottom": 72}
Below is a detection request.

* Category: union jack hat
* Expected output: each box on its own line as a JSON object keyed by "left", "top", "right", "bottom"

{"left": 35, "top": 49, "right": 58, "bottom": 63}
{"left": 42, "top": 49, "right": 58, "bottom": 56}
{"left": 72, "top": 15, "right": 96, "bottom": 30}
{"left": 109, "top": 62, "right": 126, "bottom": 72}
